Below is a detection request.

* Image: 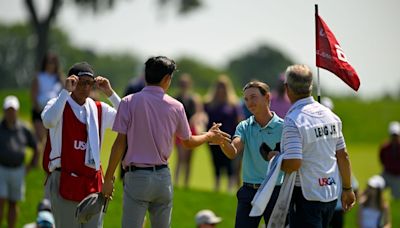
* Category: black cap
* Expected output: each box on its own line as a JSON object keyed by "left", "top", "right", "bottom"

{"left": 68, "top": 62, "right": 95, "bottom": 78}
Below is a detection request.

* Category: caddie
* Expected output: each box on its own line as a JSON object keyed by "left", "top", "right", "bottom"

{"left": 41, "top": 62, "right": 120, "bottom": 228}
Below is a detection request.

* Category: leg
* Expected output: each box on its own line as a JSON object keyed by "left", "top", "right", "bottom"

{"left": 7, "top": 201, "right": 17, "bottom": 228}
{"left": 209, "top": 145, "right": 222, "bottom": 191}
{"left": 148, "top": 168, "right": 173, "bottom": 228}
{"left": 0, "top": 198, "right": 5, "bottom": 227}
{"left": 262, "top": 186, "right": 281, "bottom": 224}
{"left": 235, "top": 186, "right": 262, "bottom": 228}
{"left": 174, "top": 144, "right": 185, "bottom": 186}
{"left": 182, "top": 148, "right": 193, "bottom": 188}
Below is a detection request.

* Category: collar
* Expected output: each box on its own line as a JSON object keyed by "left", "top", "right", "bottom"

{"left": 142, "top": 86, "right": 165, "bottom": 95}
{"left": 68, "top": 96, "right": 86, "bottom": 109}
{"left": 287, "top": 96, "right": 315, "bottom": 115}
{"left": 249, "top": 112, "right": 280, "bottom": 129}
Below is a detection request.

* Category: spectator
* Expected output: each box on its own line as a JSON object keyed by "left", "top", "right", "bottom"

{"left": 23, "top": 199, "right": 55, "bottom": 228}
{"left": 358, "top": 175, "right": 391, "bottom": 228}
{"left": 102, "top": 56, "right": 230, "bottom": 228}
{"left": 174, "top": 73, "right": 204, "bottom": 188}
{"left": 41, "top": 62, "right": 120, "bottom": 228}
{"left": 379, "top": 121, "right": 400, "bottom": 199}
{"left": 0, "top": 95, "right": 39, "bottom": 228}
{"left": 30, "top": 52, "right": 64, "bottom": 144}
{"left": 270, "top": 74, "right": 291, "bottom": 118}
{"left": 204, "top": 75, "right": 244, "bottom": 192}
{"left": 195, "top": 209, "right": 222, "bottom": 228}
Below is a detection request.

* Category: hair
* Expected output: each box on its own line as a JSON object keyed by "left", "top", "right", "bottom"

{"left": 284, "top": 64, "right": 313, "bottom": 96}
{"left": 360, "top": 186, "right": 385, "bottom": 211}
{"left": 144, "top": 56, "right": 177, "bottom": 85}
{"left": 243, "top": 80, "right": 270, "bottom": 96}
{"left": 40, "top": 51, "right": 63, "bottom": 83}
{"left": 204, "top": 74, "right": 239, "bottom": 107}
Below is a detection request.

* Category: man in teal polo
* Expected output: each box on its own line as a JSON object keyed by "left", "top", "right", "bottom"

{"left": 216, "top": 81, "right": 284, "bottom": 228}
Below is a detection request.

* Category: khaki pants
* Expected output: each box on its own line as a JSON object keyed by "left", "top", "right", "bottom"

{"left": 47, "top": 171, "right": 103, "bottom": 228}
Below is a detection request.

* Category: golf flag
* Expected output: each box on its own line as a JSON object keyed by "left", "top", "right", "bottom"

{"left": 316, "top": 14, "right": 360, "bottom": 91}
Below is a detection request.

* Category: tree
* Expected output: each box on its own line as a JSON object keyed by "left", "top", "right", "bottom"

{"left": 24, "top": 0, "right": 203, "bottom": 69}
{"left": 227, "top": 44, "right": 293, "bottom": 90}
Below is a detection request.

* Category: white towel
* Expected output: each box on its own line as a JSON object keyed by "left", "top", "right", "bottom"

{"left": 250, "top": 153, "right": 283, "bottom": 217}
{"left": 84, "top": 98, "right": 101, "bottom": 170}
{"left": 267, "top": 172, "right": 296, "bottom": 228}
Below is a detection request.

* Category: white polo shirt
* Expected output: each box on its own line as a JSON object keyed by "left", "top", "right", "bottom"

{"left": 282, "top": 96, "right": 346, "bottom": 202}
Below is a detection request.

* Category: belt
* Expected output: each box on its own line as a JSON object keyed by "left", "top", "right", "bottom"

{"left": 54, "top": 167, "right": 62, "bottom": 171}
{"left": 126, "top": 165, "right": 168, "bottom": 172}
{"left": 243, "top": 182, "right": 261, "bottom": 189}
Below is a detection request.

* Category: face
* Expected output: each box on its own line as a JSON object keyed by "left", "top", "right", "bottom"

{"left": 244, "top": 87, "right": 268, "bottom": 114}
{"left": 4, "top": 107, "right": 18, "bottom": 124}
{"left": 73, "top": 76, "right": 95, "bottom": 99}
{"left": 45, "top": 57, "right": 58, "bottom": 73}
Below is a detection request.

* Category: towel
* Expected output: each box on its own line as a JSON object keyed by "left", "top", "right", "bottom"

{"left": 84, "top": 98, "right": 101, "bottom": 170}
{"left": 250, "top": 153, "right": 283, "bottom": 217}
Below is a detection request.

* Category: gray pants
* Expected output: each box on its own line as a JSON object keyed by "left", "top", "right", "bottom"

{"left": 382, "top": 171, "right": 400, "bottom": 199}
{"left": 122, "top": 168, "right": 173, "bottom": 228}
{"left": 47, "top": 171, "right": 103, "bottom": 228}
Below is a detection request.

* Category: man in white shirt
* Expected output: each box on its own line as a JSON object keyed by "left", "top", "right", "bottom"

{"left": 280, "top": 64, "right": 355, "bottom": 228}
{"left": 41, "top": 62, "right": 120, "bottom": 228}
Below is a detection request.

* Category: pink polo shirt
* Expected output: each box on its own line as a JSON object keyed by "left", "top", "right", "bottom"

{"left": 113, "top": 86, "right": 191, "bottom": 167}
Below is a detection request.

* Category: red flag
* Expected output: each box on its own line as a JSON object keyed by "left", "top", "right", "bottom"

{"left": 316, "top": 15, "right": 360, "bottom": 91}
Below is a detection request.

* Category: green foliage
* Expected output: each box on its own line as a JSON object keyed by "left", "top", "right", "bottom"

{"left": 227, "top": 44, "right": 294, "bottom": 89}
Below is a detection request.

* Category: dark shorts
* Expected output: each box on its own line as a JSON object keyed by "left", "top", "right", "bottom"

{"left": 235, "top": 185, "right": 281, "bottom": 228}
{"left": 289, "top": 187, "right": 337, "bottom": 228}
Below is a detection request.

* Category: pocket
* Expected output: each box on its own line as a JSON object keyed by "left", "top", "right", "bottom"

{"left": 59, "top": 171, "right": 101, "bottom": 202}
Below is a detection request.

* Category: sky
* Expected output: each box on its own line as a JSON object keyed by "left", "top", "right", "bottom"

{"left": 1, "top": 0, "right": 399, "bottom": 99}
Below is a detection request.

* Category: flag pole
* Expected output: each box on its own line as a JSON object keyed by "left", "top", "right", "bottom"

{"left": 315, "top": 4, "right": 321, "bottom": 103}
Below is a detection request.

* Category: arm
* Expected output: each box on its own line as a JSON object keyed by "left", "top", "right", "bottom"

{"left": 336, "top": 147, "right": 356, "bottom": 211}
{"left": 102, "top": 133, "right": 127, "bottom": 198}
{"left": 218, "top": 137, "right": 243, "bottom": 159}
{"left": 30, "top": 76, "right": 40, "bottom": 111}
{"left": 280, "top": 118, "right": 302, "bottom": 173}
{"left": 181, "top": 123, "right": 231, "bottom": 149}
{"left": 42, "top": 75, "right": 78, "bottom": 128}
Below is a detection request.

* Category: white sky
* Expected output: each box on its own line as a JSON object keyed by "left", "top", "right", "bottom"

{"left": 1, "top": 0, "right": 399, "bottom": 99}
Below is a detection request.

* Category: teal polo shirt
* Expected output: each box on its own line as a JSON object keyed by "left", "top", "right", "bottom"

{"left": 234, "top": 113, "right": 284, "bottom": 184}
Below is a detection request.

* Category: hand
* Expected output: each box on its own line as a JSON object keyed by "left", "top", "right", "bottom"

{"left": 208, "top": 123, "right": 231, "bottom": 145}
{"left": 95, "top": 76, "right": 113, "bottom": 97}
{"left": 102, "top": 178, "right": 115, "bottom": 200}
{"left": 341, "top": 190, "right": 356, "bottom": 212}
{"left": 65, "top": 75, "right": 79, "bottom": 92}
{"left": 267, "top": 151, "right": 279, "bottom": 161}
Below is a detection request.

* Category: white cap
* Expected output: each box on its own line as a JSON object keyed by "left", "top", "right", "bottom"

{"left": 3, "top": 95, "right": 19, "bottom": 110}
{"left": 367, "top": 175, "right": 385, "bottom": 189}
{"left": 195, "top": 209, "right": 222, "bottom": 225}
{"left": 36, "top": 211, "right": 55, "bottom": 226}
{"left": 321, "top": 97, "right": 334, "bottom": 110}
{"left": 389, "top": 121, "right": 400, "bottom": 135}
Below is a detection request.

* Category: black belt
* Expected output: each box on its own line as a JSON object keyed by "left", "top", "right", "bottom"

{"left": 55, "top": 167, "right": 62, "bottom": 171}
{"left": 243, "top": 182, "right": 261, "bottom": 189}
{"left": 126, "top": 165, "right": 168, "bottom": 172}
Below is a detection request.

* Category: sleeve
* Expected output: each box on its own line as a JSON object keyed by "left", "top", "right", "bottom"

{"left": 175, "top": 105, "right": 191, "bottom": 140}
{"left": 112, "top": 97, "right": 130, "bottom": 134}
{"left": 281, "top": 118, "right": 303, "bottom": 159}
{"left": 41, "top": 89, "right": 69, "bottom": 128}
{"left": 234, "top": 121, "right": 245, "bottom": 143}
{"left": 101, "top": 92, "right": 121, "bottom": 129}
{"left": 336, "top": 122, "right": 346, "bottom": 151}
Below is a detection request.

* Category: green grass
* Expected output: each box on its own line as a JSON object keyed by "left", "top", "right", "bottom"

{"left": 0, "top": 89, "right": 399, "bottom": 227}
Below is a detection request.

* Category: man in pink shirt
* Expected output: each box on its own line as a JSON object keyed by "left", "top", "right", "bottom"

{"left": 102, "top": 56, "right": 230, "bottom": 228}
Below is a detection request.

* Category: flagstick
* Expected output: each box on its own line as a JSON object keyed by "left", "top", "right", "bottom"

{"left": 315, "top": 4, "right": 321, "bottom": 103}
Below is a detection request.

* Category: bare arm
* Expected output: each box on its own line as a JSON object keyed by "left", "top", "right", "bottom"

{"left": 336, "top": 148, "right": 356, "bottom": 211}
{"left": 218, "top": 137, "right": 243, "bottom": 159}
{"left": 102, "top": 133, "right": 127, "bottom": 198}
{"left": 281, "top": 159, "right": 302, "bottom": 173}
{"left": 30, "top": 76, "right": 39, "bottom": 111}
{"left": 181, "top": 123, "right": 231, "bottom": 149}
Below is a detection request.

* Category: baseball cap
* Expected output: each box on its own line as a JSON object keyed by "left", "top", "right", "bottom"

{"left": 36, "top": 211, "right": 54, "bottom": 228}
{"left": 367, "top": 175, "right": 385, "bottom": 189}
{"left": 388, "top": 121, "right": 400, "bottom": 135}
{"left": 68, "top": 62, "right": 95, "bottom": 78}
{"left": 3, "top": 95, "right": 20, "bottom": 110}
{"left": 75, "top": 192, "right": 105, "bottom": 223}
{"left": 38, "top": 198, "right": 52, "bottom": 212}
{"left": 195, "top": 209, "right": 222, "bottom": 225}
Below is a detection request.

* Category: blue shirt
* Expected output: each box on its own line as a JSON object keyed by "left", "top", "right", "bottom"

{"left": 234, "top": 113, "right": 284, "bottom": 184}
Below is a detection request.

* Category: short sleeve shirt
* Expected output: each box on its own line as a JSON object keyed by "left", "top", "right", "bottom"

{"left": 234, "top": 113, "right": 284, "bottom": 184}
